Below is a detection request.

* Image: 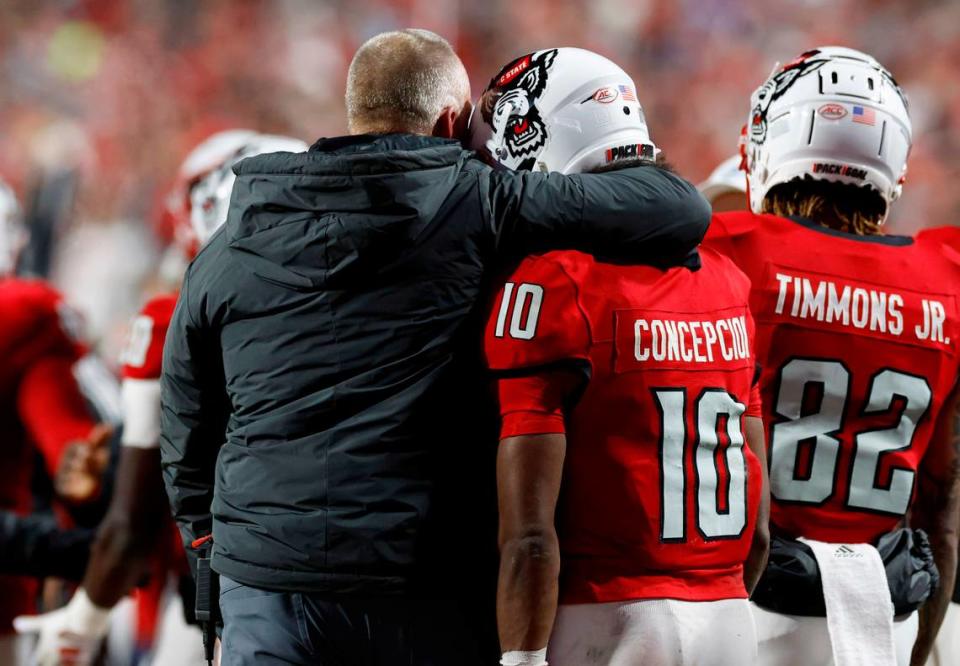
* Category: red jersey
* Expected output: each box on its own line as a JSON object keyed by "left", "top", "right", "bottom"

{"left": 484, "top": 249, "right": 763, "bottom": 604}
{"left": 120, "top": 292, "right": 177, "bottom": 382}
{"left": 118, "top": 292, "right": 176, "bottom": 451}
{"left": 705, "top": 212, "right": 960, "bottom": 543}
{"left": 0, "top": 277, "right": 95, "bottom": 631}
{"left": 917, "top": 225, "right": 960, "bottom": 253}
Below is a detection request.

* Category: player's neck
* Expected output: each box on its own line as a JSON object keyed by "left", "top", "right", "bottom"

{"left": 766, "top": 199, "right": 883, "bottom": 237}
{"left": 809, "top": 213, "right": 883, "bottom": 237}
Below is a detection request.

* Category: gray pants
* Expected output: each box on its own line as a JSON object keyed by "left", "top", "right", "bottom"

{"left": 218, "top": 576, "right": 485, "bottom": 666}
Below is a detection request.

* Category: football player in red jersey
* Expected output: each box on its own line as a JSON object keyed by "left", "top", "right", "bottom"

{"left": 0, "top": 177, "right": 113, "bottom": 664}
{"left": 703, "top": 47, "right": 960, "bottom": 666}
{"left": 914, "top": 225, "right": 960, "bottom": 666}
{"left": 468, "top": 48, "right": 769, "bottom": 666}
{"left": 13, "top": 132, "right": 307, "bottom": 666}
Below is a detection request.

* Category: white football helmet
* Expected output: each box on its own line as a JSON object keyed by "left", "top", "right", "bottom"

{"left": 745, "top": 46, "right": 911, "bottom": 223}
{"left": 188, "top": 133, "right": 308, "bottom": 244}
{"left": 698, "top": 155, "right": 747, "bottom": 202}
{"left": 467, "top": 47, "right": 658, "bottom": 174}
{"left": 165, "top": 129, "right": 259, "bottom": 257}
{"left": 0, "top": 179, "right": 25, "bottom": 276}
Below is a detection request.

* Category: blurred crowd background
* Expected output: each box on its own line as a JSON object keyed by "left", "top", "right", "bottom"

{"left": 1, "top": 0, "right": 958, "bottom": 358}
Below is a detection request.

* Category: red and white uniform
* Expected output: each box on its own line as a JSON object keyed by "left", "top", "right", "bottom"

{"left": 705, "top": 212, "right": 960, "bottom": 666}
{"left": 0, "top": 278, "right": 96, "bottom": 632}
{"left": 118, "top": 292, "right": 201, "bottom": 662}
{"left": 706, "top": 212, "right": 960, "bottom": 544}
{"left": 916, "top": 228, "right": 960, "bottom": 666}
{"left": 485, "top": 249, "right": 763, "bottom": 604}
{"left": 119, "top": 293, "right": 177, "bottom": 449}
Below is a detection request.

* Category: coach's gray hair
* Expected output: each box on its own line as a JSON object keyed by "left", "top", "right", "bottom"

{"left": 345, "top": 29, "right": 470, "bottom": 135}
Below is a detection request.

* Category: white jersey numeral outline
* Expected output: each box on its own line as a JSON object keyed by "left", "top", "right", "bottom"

{"left": 769, "top": 358, "right": 932, "bottom": 515}
{"left": 119, "top": 315, "right": 154, "bottom": 368}
{"left": 495, "top": 282, "right": 544, "bottom": 340}
{"left": 655, "top": 388, "right": 749, "bottom": 542}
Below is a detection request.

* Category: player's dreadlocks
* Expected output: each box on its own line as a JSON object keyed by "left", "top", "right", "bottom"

{"left": 762, "top": 177, "right": 886, "bottom": 236}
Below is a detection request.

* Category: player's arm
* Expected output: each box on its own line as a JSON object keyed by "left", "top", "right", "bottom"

{"left": 489, "top": 164, "right": 710, "bottom": 265}
{"left": 495, "top": 370, "right": 580, "bottom": 666}
{"left": 909, "top": 378, "right": 960, "bottom": 666}
{"left": 16, "top": 354, "right": 112, "bottom": 504}
{"left": 14, "top": 301, "right": 177, "bottom": 663}
{"left": 83, "top": 299, "right": 176, "bottom": 608}
{"left": 12, "top": 448, "right": 165, "bottom": 666}
{"left": 83, "top": 450, "right": 166, "bottom": 607}
{"left": 484, "top": 257, "right": 590, "bottom": 665}
{"left": 740, "top": 306, "right": 770, "bottom": 594}
{"left": 81, "top": 377, "right": 168, "bottom": 611}
{"left": 498, "top": 430, "right": 565, "bottom": 664}
{"left": 743, "top": 412, "right": 770, "bottom": 594}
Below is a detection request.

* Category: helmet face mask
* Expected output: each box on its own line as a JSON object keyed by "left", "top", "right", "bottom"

{"left": 468, "top": 47, "right": 658, "bottom": 175}
{"left": 745, "top": 46, "right": 912, "bottom": 224}
{"left": 166, "top": 131, "right": 309, "bottom": 256}
{"left": 189, "top": 158, "right": 239, "bottom": 246}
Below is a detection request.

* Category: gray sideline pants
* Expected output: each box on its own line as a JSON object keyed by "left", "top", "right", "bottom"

{"left": 218, "top": 575, "right": 485, "bottom": 666}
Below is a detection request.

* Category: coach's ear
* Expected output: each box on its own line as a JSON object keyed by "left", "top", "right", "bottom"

{"left": 434, "top": 99, "right": 473, "bottom": 141}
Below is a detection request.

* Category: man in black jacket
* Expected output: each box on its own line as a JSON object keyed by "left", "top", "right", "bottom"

{"left": 160, "top": 29, "right": 711, "bottom": 665}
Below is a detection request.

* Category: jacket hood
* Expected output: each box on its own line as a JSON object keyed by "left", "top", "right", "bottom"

{"left": 224, "top": 134, "right": 471, "bottom": 289}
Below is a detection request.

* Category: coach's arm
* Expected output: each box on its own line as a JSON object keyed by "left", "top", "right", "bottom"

{"left": 489, "top": 163, "right": 710, "bottom": 266}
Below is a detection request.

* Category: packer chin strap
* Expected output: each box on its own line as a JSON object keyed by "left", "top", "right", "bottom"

{"left": 192, "top": 534, "right": 219, "bottom": 665}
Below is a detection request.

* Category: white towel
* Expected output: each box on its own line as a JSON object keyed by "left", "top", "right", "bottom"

{"left": 801, "top": 538, "right": 897, "bottom": 666}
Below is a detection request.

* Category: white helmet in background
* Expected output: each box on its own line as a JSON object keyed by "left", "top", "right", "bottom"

{"left": 188, "top": 133, "right": 308, "bottom": 244}
{"left": 699, "top": 155, "right": 747, "bottom": 202}
{"left": 0, "top": 179, "right": 25, "bottom": 276}
{"left": 166, "top": 129, "right": 259, "bottom": 257}
{"left": 745, "top": 46, "right": 911, "bottom": 223}
{"left": 467, "top": 47, "right": 658, "bottom": 174}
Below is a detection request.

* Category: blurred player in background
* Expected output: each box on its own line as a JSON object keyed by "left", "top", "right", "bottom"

{"left": 472, "top": 49, "right": 768, "bottom": 666}
{"left": 13, "top": 131, "right": 308, "bottom": 666}
{"left": 915, "top": 225, "right": 960, "bottom": 666}
{"left": 0, "top": 177, "right": 114, "bottom": 665}
{"left": 699, "top": 154, "right": 748, "bottom": 212}
{"left": 704, "top": 47, "right": 960, "bottom": 666}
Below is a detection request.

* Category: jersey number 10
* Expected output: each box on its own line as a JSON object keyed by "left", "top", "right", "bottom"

{"left": 654, "top": 389, "right": 749, "bottom": 542}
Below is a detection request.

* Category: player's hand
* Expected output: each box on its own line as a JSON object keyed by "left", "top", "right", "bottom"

{"left": 54, "top": 424, "right": 112, "bottom": 503}
{"left": 13, "top": 589, "right": 111, "bottom": 666}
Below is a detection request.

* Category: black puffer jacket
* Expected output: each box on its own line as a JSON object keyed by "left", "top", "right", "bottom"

{"left": 160, "top": 133, "right": 709, "bottom": 595}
